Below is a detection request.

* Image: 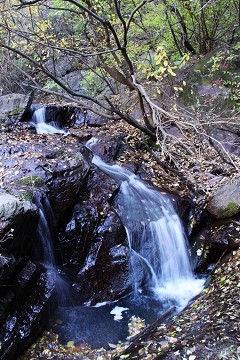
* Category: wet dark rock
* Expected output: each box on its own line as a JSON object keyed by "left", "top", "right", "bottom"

{"left": 23, "top": 104, "right": 108, "bottom": 130}
{"left": 85, "top": 134, "right": 126, "bottom": 161}
{"left": 88, "top": 211, "right": 129, "bottom": 302}
{"left": 0, "top": 134, "right": 93, "bottom": 359}
{"left": 72, "top": 210, "right": 129, "bottom": 303}
{"left": 58, "top": 162, "right": 129, "bottom": 303}
{"left": 15, "top": 261, "right": 39, "bottom": 293}
{"left": 44, "top": 106, "right": 80, "bottom": 128}
{"left": 0, "top": 290, "right": 15, "bottom": 325}
{"left": 0, "top": 316, "right": 19, "bottom": 360}
{"left": 58, "top": 203, "right": 100, "bottom": 269}
{"left": 0, "top": 271, "right": 55, "bottom": 360}
{"left": 57, "top": 161, "right": 119, "bottom": 271}
{"left": 48, "top": 150, "right": 91, "bottom": 225}
{"left": 207, "top": 216, "right": 240, "bottom": 250}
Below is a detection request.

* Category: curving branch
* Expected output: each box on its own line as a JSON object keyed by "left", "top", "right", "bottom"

{"left": 114, "top": 0, "right": 127, "bottom": 47}
{"left": 126, "top": 0, "right": 153, "bottom": 33}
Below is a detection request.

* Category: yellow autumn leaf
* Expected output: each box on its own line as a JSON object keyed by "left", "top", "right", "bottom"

{"left": 159, "top": 66, "right": 166, "bottom": 74}
{"left": 67, "top": 340, "right": 74, "bottom": 347}
{"left": 163, "top": 60, "right": 168, "bottom": 67}
{"left": 167, "top": 68, "right": 176, "bottom": 76}
{"left": 156, "top": 54, "right": 164, "bottom": 65}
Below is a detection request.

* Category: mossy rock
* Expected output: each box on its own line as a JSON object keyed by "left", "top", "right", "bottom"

{"left": 7, "top": 106, "right": 24, "bottom": 116}
{"left": 19, "top": 191, "right": 33, "bottom": 202}
{"left": 207, "top": 182, "right": 240, "bottom": 218}
{"left": 17, "top": 176, "right": 44, "bottom": 186}
{"left": 0, "top": 191, "right": 33, "bottom": 220}
{"left": 221, "top": 201, "right": 240, "bottom": 218}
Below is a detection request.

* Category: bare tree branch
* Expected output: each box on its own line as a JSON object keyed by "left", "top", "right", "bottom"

{"left": 0, "top": 41, "right": 110, "bottom": 111}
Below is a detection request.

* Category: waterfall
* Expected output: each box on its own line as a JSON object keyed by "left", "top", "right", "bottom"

{"left": 31, "top": 107, "right": 65, "bottom": 134}
{"left": 92, "top": 155, "right": 205, "bottom": 309}
{"left": 36, "top": 203, "right": 71, "bottom": 306}
{"left": 38, "top": 208, "right": 57, "bottom": 268}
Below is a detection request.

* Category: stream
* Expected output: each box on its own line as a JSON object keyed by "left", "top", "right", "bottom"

{"left": 32, "top": 108, "right": 205, "bottom": 349}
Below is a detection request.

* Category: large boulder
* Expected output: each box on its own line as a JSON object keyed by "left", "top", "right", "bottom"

{"left": 207, "top": 181, "right": 240, "bottom": 218}
{"left": 0, "top": 189, "right": 38, "bottom": 256}
{"left": 0, "top": 132, "right": 93, "bottom": 359}
{"left": 0, "top": 93, "right": 33, "bottom": 121}
{"left": 0, "top": 190, "right": 36, "bottom": 229}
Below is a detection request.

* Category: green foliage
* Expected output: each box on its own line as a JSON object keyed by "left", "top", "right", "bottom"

{"left": 44, "top": 80, "right": 61, "bottom": 92}
{"left": 81, "top": 69, "right": 106, "bottom": 96}
{"left": 164, "top": 0, "right": 239, "bottom": 54}
{"left": 1, "top": 0, "right": 240, "bottom": 138}
{"left": 206, "top": 47, "right": 240, "bottom": 109}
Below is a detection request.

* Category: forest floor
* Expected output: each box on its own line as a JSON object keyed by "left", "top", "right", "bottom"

{"left": 17, "top": 111, "right": 240, "bottom": 360}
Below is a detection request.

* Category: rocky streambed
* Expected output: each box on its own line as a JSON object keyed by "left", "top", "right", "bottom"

{"left": 0, "top": 98, "right": 240, "bottom": 360}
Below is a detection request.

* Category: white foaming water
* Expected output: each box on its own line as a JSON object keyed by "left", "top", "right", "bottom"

{"left": 85, "top": 137, "right": 99, "bottom": 148}
{"left": 92, "top": 155, "right": 205, "bottom": 310}
{"left": 110, "top": 306, "right": 129, "bottom": 321}
{"left": 37, "top": 206, "right": 72, "bottom": 306}
{"left": 32, "top": 107, "right": 65, "bottom": 134}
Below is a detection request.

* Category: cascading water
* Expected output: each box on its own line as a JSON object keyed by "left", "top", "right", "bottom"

{"left": 31, "top": 107, "right": 65, "bottom": 134}
{"left": 36, "top": 203, "right": 71, "bottom": 306}
{"left": 39, "top": 135, "right": 205, "bottom": 349}
{"left": 92, "top": 154, "right": 205, "bottom": 309}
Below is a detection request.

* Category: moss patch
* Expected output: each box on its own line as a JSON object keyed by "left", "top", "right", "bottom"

{"left": 17, "top": 176, "right": 44, "bottom": 186}
{"left": 7, "top": 106, "right": 24, "bottom": 116}
{"left": 19, "top": 191, "right": 33, "bottom": 201}
{"left": 222, "top": 201, "right": 240, "bottom": 217}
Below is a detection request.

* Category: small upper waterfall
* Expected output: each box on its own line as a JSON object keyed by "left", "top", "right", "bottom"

{"left": 92, "top": 155, "right": 205, "bottom": 309}
{"left": 31, "top": 107, "right": 65, "bottom": 134}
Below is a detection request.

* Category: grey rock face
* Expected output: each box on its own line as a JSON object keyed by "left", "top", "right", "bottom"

{"left": 207, "top": 182, "right": 240, "bottom": 218}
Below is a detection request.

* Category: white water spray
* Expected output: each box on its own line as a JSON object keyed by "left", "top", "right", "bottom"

{"left": 92, "top": 154, "right": 205, "bottom": 309}
{"left": 31, "top": 107, "right": 65, "bottom": 134}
